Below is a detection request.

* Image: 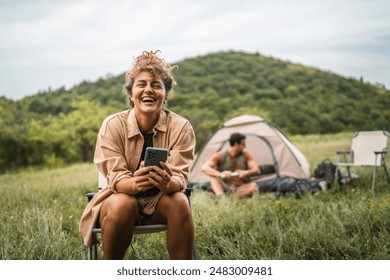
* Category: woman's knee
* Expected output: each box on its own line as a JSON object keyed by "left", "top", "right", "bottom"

{"left": 169, "top": 192, "right": 191, "bottom": 211}
{"left": 165, "top": 192, "right": 192, "bottom": 221}
{"left": 100, "top": 193, "right": 138, "bottom": 225}
{"left": 153, "top": 192, "right": 192, "bottom": 223}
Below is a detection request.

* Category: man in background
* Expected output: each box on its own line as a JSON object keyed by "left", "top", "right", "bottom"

{"left": 201, "top": 132, "right": 260, "bottom": 198}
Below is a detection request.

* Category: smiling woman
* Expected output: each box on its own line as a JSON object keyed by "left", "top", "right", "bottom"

{"left": 123, "top": 50, "right": 177, "bottom": 108}
{"left": 79, "top": 50, "right": 196, "bottom": 260}
{"left": 130, "top": 71, "right": 167, "bottom": 121}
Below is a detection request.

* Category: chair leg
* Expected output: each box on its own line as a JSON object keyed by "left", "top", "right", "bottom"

{"left": 334, "top": 165, "right": 339, "bottom": 186}
{"left": 346, "top": 166, "right": 352, "bottom": 181}
{"left": 335, "top": 164, "right": 344, "bottom": 187}
{"left": 342, "top": 153, "right": 353, "bottom": 180}
{"left": 372, "top": 163, "right": 377, "bottom": 193}
{"left": 382, "top": 161, "right": 390, "bottom": 187}
{"left": 87, "top": 243, "right": 98, "bottom": 260}
{"left": 93, "top": 243, "right": 98, "bottom": 259}
{"left": 87, "top": 247, "right": 92, "bottom": 260}
{"left": 193, "top": 240, "right": 199, "bottom": 260}
{"left": 91, "top": 231, "right": 98, "bottom": 260}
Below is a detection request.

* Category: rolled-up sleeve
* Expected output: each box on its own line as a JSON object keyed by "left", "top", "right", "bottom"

{"left": 167, "top": 121, "right": 196, "bottom": 190}
{"left": 94, "top": 115, "right": 133, "bottom": 192}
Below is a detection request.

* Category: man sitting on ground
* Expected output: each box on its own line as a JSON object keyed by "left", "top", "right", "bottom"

{"left": 201, "top": 132, "right": 260, "bottom": 198}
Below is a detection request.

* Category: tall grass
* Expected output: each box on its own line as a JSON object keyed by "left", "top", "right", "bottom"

{"left": 0, "top": 133, "right": 389, "bottom": 259}
{"left": 0, "top": 164, "right": 97, "bottom": 259}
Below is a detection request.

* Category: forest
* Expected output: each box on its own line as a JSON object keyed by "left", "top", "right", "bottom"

{"left": 1, "top": 51, "right": 389, "bottom": 172}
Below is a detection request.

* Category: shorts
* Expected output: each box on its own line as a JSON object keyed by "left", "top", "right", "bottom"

{"left": 137, "top": 195, "right": 156, "bottom": 225}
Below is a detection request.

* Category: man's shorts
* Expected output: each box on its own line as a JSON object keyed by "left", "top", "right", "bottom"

{"left": 221, "top": 180, "right": 240, "bottom": 193}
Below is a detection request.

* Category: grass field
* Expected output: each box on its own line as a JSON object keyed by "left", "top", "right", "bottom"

{"left": 0, "top": 132, "right": 389, "bottom": 260}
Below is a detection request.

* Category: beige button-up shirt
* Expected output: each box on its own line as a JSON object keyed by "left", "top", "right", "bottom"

{"left": 95, "top": 108, "right": 196, "bottom": 192}
{"left": 79, "top": 108, "right": 195, "bottom": 246}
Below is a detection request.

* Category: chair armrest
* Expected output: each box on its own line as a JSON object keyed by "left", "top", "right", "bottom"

{"left": 336, "top": 150, "right": 353, "bottom": 164}
{"left": 85, "top": 192, "right": 96, "bottom": 202}
{"left": 374, "top": 151, "right": 387, "bottom": 155}
{"left": 337, "top": 151, "right": 351, "bottom": 155}
{"left": 185, "top": 185, "right": 194, "bottom": 197}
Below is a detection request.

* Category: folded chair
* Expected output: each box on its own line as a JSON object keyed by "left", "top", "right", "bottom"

{"left": 85, "top": 172, "right": 198, "bottom": 260}
{"left": 335, "top": 130, "right": 390, "bottom": 192}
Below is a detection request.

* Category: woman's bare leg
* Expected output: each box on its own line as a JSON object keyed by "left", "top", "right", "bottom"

{"left": 151, "top": 192, "right": 194, "bottom": 259}
{"left": 99, "top": 193, "right": 139, "bottom": 259}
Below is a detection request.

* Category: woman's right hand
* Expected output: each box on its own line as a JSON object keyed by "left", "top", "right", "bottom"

{"left": 115, "top": 165, "right": 155, "bottom": 195}
{"left": 131, "top": 165, "right": 157, "bottom": 192}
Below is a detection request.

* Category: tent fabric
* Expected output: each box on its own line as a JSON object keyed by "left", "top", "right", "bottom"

{"left": 189, "top": 115, "right": 310, "bottom": 186}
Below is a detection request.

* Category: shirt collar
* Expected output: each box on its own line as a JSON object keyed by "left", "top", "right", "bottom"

{"left": 127, "top": 109, "right": 168, "bottom": 138}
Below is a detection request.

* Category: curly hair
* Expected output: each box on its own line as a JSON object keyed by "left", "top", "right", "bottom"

{"left": 123, "top": 50, "right": 177, "bottom": 107}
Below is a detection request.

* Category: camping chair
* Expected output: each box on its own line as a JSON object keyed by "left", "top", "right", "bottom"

{"left": 335, "top": 131, "right": 390, "bottom": 192}
{"left": 84, "top": 172, "right": 198, "bottom": 260}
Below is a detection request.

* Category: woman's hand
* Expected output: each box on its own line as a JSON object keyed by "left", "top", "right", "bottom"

{"left": 115, "top": 165, "right": 155, "bottom": 195}
{"left": 146, "top": 161, "right": 173, "bottom": 193}
{"left": 129, "top": 165, "right": 157, "bottom": 192}
{"left": 117, "top": 162, "right": 176, "bottom": 195}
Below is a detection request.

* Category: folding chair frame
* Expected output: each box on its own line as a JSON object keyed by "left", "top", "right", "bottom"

{"left": 335, "top": 131, "right": 390, "bottom": 192}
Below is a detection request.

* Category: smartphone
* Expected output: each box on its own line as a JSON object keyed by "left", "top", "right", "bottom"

{"left": 144, "top": 147, "right": 168, "bottom": 167}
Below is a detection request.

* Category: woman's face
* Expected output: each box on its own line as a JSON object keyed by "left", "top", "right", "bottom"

{"left": 131, "top": 71, "right": 167, "bottom": 115}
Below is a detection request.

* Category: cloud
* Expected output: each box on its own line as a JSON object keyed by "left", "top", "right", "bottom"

{"left": 0, "top": 0, "right": 389, "bottom": 99}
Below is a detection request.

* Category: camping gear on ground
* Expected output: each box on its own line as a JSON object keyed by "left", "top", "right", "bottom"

{"left": 313, "top": 159, "right": 342, "bottom": 188}
{"left": 188, "top": 115, "right": 310, "bottom": 192}
{"left": 258, "top": 177, "right": 321, "bottom": 199}
{"left": 335, "top": 130, "right": 389, "bottom": 192}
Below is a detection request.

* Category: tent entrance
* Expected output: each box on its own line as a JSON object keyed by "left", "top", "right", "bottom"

{"left": 215, "top": 134, "right": 280, "bottom": 177}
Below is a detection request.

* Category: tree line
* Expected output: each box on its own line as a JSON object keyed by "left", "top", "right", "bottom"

{"left": 1, "top": 51, "right": 389, "bottom": 172}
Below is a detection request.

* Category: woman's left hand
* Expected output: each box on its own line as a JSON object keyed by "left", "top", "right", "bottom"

{"left": 147, "top": 161, "right": 173, "bottom": 193}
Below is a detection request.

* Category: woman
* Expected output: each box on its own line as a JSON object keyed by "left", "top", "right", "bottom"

{"left": 79, "top": 50, "right": 196, "bottom": 260}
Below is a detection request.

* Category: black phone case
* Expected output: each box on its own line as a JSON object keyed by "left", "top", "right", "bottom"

{"left": 144, "top": 147, "right": 168, "bottom": 167}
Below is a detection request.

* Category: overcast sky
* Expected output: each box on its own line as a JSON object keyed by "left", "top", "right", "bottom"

{"left": 1, "top": 0, "right": 389, "bottom": 100}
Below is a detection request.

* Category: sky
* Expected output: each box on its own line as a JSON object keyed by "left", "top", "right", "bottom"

{"left": 0, "top": 0, "right": 389, "bottom": 100}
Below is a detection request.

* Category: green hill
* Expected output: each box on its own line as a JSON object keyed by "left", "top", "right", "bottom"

{"left": 1, "top": 51, "right": 389, "bottom": 170}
